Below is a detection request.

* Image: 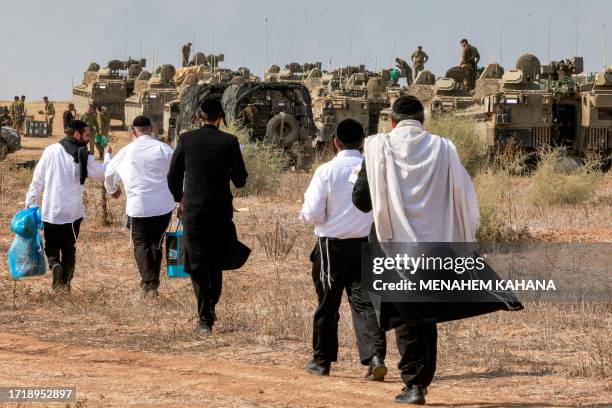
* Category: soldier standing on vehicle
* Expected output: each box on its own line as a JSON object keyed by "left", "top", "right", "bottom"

{"left": 459, "top": 39, "right": 480, "bottom": 91}
{"left": 40, "top": 96, "right": 55, "bottom": 136}
{"left": 411, "top": 46, "right": 429, "bottom": 80}
{"left": 395, "top": 58, "right": 413, "bottom": 85}
{"left": 182, "top": 42, "right": 192, "bottom": 67}
{"left": 80, "top": 104, "right": 99, "bottom": 155}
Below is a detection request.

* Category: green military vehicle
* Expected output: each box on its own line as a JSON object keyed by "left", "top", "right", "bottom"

{"left": 72, "top": 58, "right": 146, "bottom": 127}
{"left": 483, "top": 55, "right": 611, "bottom": 160}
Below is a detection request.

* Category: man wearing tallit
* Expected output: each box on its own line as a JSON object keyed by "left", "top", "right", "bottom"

{"left": 352, "top": 96, "right": 521, "bottom": 405}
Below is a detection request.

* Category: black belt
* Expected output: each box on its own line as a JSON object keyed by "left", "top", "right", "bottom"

{"left": 319, "top": 236, "right": 368, "bottom": 242}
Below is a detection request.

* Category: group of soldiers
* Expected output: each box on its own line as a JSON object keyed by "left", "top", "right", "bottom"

{"left": 397, "top": 39, "right": 480, "bottom": 90}
{"left": 6, "top": 95, "right": 27, "bottom": 132}
{"left": 63, "top": 104, "right": 111, "bottom": 158}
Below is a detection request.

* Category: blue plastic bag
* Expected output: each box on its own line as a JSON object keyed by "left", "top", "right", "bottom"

{"left": 8, "top": 207, "right": 46, "bottom": 279}
{"left": 166, "top": 220, "right": 189, "bottom": 278}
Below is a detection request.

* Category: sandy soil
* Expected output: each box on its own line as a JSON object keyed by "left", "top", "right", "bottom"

{"left": 0, "top": 104, "right": 610, "bottom": 407}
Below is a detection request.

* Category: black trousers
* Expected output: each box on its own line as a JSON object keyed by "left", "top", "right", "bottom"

{"left": 130, "top": 212, "right": 172, "bottom": 291}
{"left": 311, "top": 238, "right": 387, "bottom": 366}
{"left": 190, "top": 269, "right": 222, "bottom": 327}
{"left": 395, "top": 323, "right": 437, "bottom": 388}
{"left": 43, "top": 218, "right": 82, "bottom": 289}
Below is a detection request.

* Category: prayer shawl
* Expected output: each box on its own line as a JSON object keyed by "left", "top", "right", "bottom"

{"left": 363, "top": 120, "right": 479, "bottom": 243}
{"left": 362, "top": 120, "right": 522, "bottom": 330}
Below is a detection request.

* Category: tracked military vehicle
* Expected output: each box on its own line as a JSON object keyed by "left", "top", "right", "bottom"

{"left": 124, "top": 64, "right": 177, "bottom": 136}
{"left": 72, "top": 58, "right": 146, "bottom": 127}
{"left": 483, "top": 55, "right": 611, "bottom": 158}
{"left": 310, "top": 66, "right": 394, "bottom": 145}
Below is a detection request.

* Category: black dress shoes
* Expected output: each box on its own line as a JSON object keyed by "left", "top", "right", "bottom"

{"left": 395, "top": 384, "right": 426, "bottom": 405}
{"left": 306, "top": 359, "right": 330, "bottom": 376}
{"left": 365, "top": 356, "right": 388, "bottom": 381}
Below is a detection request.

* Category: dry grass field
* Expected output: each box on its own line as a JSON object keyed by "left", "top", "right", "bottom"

{"left": 0, "top": 101, "right": 610, "bottom": 407}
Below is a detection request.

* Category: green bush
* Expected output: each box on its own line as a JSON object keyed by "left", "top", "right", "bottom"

{"left": 427, "top": 114, "right": 488, "bottom": 176}
{"left": 527, "top": 148, "right": 604, "bottom": 206}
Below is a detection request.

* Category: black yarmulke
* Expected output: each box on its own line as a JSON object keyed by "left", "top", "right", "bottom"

{"left": 132, "top": 115, "right": 152, "bottom": 127}
{"left": 336, "top": 119, "right": 364, "bottom": 144}
{"left": 200, "top": 98, "right": 224, "bottom": 118}
{"left": 392, "top": 95, "right": 424, "bottom": 116}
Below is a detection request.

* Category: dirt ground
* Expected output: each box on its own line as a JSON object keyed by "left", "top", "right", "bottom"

{"left": 0, "top": 102, "right": 610, "bottom": 407}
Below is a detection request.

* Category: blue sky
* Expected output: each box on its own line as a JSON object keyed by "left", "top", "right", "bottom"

{"left": 1, "top": 0, "right": 610, "bottom": 99}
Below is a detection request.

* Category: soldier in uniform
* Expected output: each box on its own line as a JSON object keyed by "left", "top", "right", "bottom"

{"left": 80, "top": 104, "right": 99, "bottom": 155}
{"left": 411, "top": 46, "right": 429, "bottom": 80}
{"left": 459, "top": 39, "right": 480, "bottom": 91}
{"left": 40, "top": 96, "right": 55, "bottom": 136}
{"left": 96, "top": 106, "right": 111, "bottom": 159}
{"left": 238, "top": 104, "right": 258, "bottom": 130}
{"left": 17, "top": 95, "right": 26, "bottom": 132}
{"left": 182, "top": 42, "right": 192, "bottom": 67}
{"left": 9, "top": 96, "right": 19, "bottom": 127}
{"left": 394, "top": 58, "right": 413, "bottom": 85}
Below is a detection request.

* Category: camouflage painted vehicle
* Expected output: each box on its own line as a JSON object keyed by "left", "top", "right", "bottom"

{"left": 72, "top": 58, "right": 146, "bottom": 127}
{"left": 124, "top": 64, "right": 177, "bottom": 136}
{"left": 483, "top": 55, "right": 611, "bottom": 158}
{"left": 0, "top": 125, "right": 21, "bottom": 160}
{"left": 162, "top": 63, "right": 258, "bottom": 144}
{"left": 311, "top": 66, "right": 395, "bottom": 145}
{"left": 222, "top": 81, "right": 316, "bottom": 151}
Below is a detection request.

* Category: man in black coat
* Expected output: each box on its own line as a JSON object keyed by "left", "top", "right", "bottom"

{"left": 167, "top": 99, "right": 249, "bottom": 336}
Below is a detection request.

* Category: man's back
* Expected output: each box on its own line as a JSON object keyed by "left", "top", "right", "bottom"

{"left": 169, "top": 125, "right": 247, "bottom": 214}
{"left": 300, "top": 150, "right": 372, "bottom": 239}
{"left": 106, "top": 136, "right": 175, "bottom": 217}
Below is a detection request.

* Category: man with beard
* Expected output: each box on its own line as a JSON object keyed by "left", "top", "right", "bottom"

{"left": 167, "top": 99, "right": 249, "bottom": 336}
{"left": 25, "top": 120, "right": 112, "bottom": 290}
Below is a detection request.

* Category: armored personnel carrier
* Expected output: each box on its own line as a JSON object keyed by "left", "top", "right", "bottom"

{"left": 310, "top": 66, "right": 394, "bottom": 145}
{"left": 483, "top": 55, "right": 611, "bottom": 158}
{"left": 72, "top": 58, "right": 146, "bottom": 127}
{"left": 124, "top": 64, "right": 177, "bottom": 136}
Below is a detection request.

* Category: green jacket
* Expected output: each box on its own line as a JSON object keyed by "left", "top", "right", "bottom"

{"left": 80, "top": 112, "right": 99, "bottom": 134}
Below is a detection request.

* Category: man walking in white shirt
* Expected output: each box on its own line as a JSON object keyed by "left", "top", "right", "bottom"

{"left": 26, "top": 120, "right": 112, "bottom": 291}
{"left": 300, "top": 119, "right": 387, "bottom": 380}
{"left": 105, "top": 116, "right": 175, "bottom": 298}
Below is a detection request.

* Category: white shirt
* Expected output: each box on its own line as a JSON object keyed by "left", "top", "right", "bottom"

{"left": 363, "top": 120, "right": 479, "bottom": 243}
{"left": 300, "top": 150, "right": 373, "bottom": 239}
{"left": 25, "top": 143, "right": 111, "bottom": 224}
{"left": 104, "top": 135, "right": 176, "bottom": 218}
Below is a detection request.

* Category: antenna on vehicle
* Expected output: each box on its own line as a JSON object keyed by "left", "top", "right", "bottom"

{"left": 290, "top": 12, "right": 294, "bottom": 62}
{"left": 499, "top": 19, "right": 503, "bottom": 65}
{"left": 574, "top": 16, "right": 580, "bottom": 56}
{"left": 304, "top": 13, "right": 309, "bottom": 64}
{"left": 265, "top": 18, "right": 270, "bottom": 70}
{"left": 192, "top": 27, "right": 196, "bottom": 56}
{"left": 123, "top": 8, "right": 128, "bottom": 61}
{"left": 604, "top": 24, "right": 608, "bottom": 69}
{"left": 547, "top": 16, "right": 551, "bottom": 63}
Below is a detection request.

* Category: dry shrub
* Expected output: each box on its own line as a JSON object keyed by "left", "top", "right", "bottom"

{"left": 474, "top": 150, "right": 532, "bottom": 243}
{"left": 528, "top": 148, "right": 604, "bottom": 206}
{"left": 427, "top": 114, "right": 488, "bottom": 176}
{"left": 225, "top": 125, "right": 289, "bottom": 197}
